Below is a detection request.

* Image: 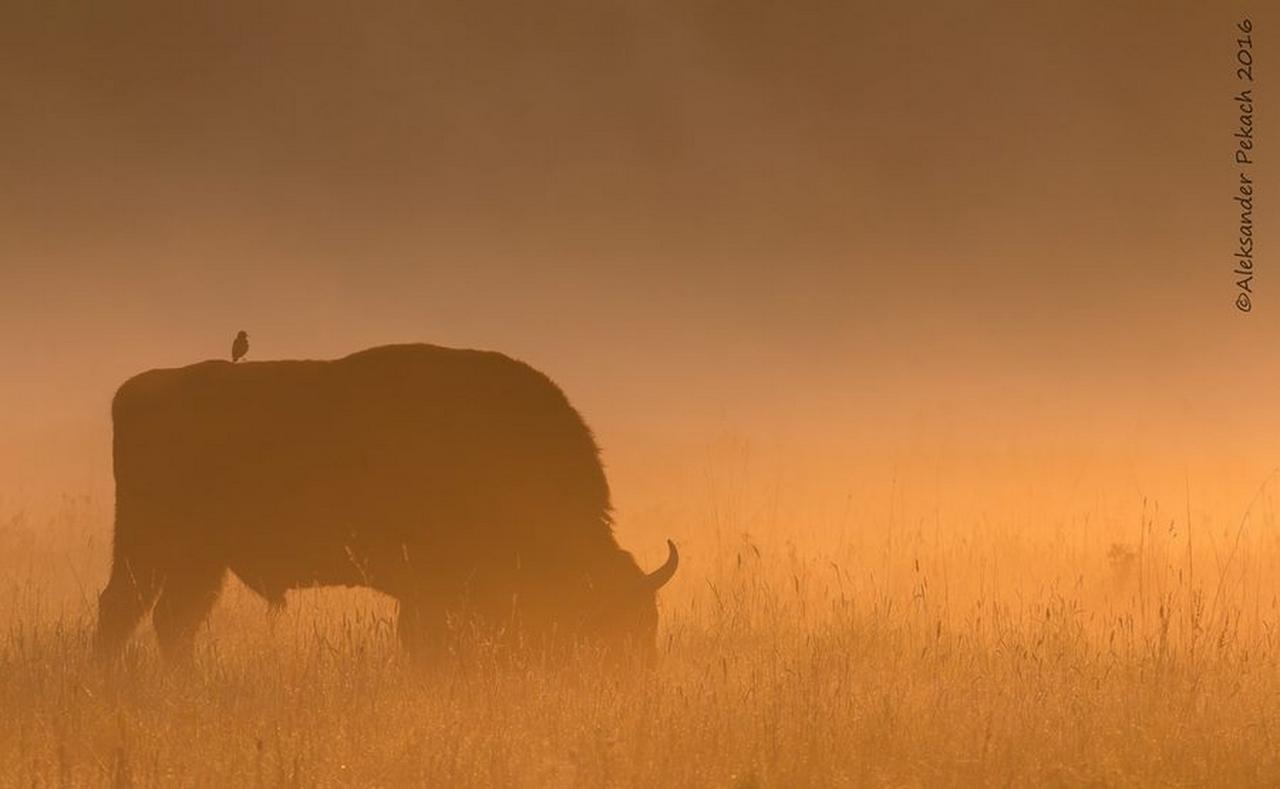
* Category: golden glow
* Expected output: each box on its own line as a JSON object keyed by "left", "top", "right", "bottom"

{"left": 2, "top": 2, "right": 1279, "bottom": 783}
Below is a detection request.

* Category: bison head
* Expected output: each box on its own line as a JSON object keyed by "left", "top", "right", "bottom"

{"left": 585, "top": 539, "right": 679, "bottom": 653}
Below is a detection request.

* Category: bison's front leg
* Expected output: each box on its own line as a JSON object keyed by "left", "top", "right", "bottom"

{"left": 152, "top": 561, "right": 226, "bottom": 663}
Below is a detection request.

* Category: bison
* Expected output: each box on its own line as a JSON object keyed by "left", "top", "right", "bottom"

{"left": 94, "top": 343, "right": 677, "bottom": 661}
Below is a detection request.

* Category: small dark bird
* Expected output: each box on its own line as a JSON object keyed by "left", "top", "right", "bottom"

{"left": 231, "top": 331, "right": 249, "bottom": 362}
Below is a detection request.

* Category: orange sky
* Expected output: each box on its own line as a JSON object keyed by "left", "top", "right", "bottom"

{"left": 2, "top": 2, "right": 1278, "bottom": 522}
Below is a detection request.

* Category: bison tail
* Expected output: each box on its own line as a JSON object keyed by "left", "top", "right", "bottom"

{"left": 94, "top": 556, "right": 161, "bottom": 660}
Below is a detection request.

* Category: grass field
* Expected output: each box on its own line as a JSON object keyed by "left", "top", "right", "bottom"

{"left": 4, "top": 487, "right": 1280, "bottom": 787}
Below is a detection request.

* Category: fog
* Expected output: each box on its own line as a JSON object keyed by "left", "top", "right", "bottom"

{"left": 3, "top": 1, "right": 1276, "bottom": 525}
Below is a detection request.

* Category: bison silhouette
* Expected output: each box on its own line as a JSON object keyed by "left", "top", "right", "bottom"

{"left": 94, "top": 344, "right": 677, "bottom": 661}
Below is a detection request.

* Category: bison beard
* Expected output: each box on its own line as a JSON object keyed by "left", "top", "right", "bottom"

{"left": 93, "top": 344, "right": 677, "bottom": 662}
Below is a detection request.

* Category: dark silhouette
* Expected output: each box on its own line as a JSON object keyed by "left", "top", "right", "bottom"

{"left": 94, "top": 344, "right": 678, "bottom": 662}
{"left": 231, "top": 330, "right": 249, "bottom": 362}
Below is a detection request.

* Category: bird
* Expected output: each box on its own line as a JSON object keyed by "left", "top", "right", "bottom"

{"left": 231, "top": 330, "right": 249, "bottom": 362}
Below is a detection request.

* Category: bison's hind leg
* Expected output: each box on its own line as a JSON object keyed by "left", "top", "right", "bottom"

{"left": 94, "top": 557, "right": 161, "bottom": 660}
{"left": 152, "top": 562, "right": 227, "bottom": 663}
{"left": 397, "top": 598, "right": 448, "bottom": 662}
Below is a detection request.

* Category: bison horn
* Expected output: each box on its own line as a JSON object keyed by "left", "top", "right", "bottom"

{"left": 644, "top": 539, "right": 679, "bottom": 590}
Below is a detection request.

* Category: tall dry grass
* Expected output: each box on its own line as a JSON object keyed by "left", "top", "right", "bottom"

{"left": 4, "top": 485, "right": 1280, "bottom": 787}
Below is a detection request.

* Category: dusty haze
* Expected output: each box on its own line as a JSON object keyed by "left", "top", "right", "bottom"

{"left": 8, "top": 3, "right": 1280, "bottom": 785}
{"left": 2, "top": 1, "right": 1278, "bottom": 539}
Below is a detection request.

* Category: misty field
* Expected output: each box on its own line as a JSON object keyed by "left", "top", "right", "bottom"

{"left": 4, "top": 489, "right": 1280, "bottom": 787}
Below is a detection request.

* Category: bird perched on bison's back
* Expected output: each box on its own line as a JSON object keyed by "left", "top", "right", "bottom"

{"left": 231, "top": 331, "right": 249, "bottom": 362}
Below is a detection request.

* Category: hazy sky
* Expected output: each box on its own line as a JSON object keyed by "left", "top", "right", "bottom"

{"left": 3, "top": 2, "right": 1277, "bottom": 515}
